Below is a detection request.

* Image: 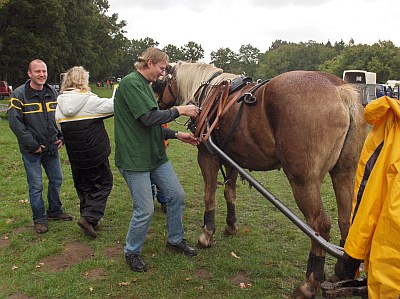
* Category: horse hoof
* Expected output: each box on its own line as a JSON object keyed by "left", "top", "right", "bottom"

{"left": 292, "top": 275, "right": 318, "bottom": 299}
{"left": 292, "top": 284, "right": 314, "bottom": 299}
{"left": 224, "top": 225, "right": 238, "bottom": 235}
{"left": 198, "top": 234, "right": 213, "bottom": 248}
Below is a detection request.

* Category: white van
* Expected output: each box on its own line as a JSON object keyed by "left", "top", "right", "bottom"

{"left": 343, "top": 70, "right": 376, "bottom": 106}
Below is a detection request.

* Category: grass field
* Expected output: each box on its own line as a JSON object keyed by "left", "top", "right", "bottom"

{"left": 0, "top": 85, "right": 357, "bottom": 298}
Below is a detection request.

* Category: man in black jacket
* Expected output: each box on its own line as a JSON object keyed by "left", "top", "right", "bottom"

{"left": 8, "top": 59, "right": 73, "bottom": 234}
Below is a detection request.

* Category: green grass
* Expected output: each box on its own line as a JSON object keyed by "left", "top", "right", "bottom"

{"left": 0, "top": 85, "right": 353, "bottom": 298}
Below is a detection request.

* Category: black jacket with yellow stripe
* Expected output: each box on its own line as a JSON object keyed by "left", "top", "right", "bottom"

{"left": 8, "top": 80, "right": 63, "bottom": 154}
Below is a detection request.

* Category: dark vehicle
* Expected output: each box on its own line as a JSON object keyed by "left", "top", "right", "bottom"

{"left": 48, "top": 83, "right": 60, "bottom": 93}
{"left": 376, "top": 84, "right": 393, "bottom": 98}
{"left": 0, "top": 81, "right": 12, "bottom": 98}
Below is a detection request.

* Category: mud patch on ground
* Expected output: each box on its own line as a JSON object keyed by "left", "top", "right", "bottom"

{"left": 39, "top": 242, "right": 94, "bottom": 272}
{"left": 7, "top": 293, "right": 33, "bottom": 299}
{"left": 83, "top": 267, "right": 107, "bottom": 280}
{"left": 102, "top": 244, "right": 123, "bottom": 261}
{"left": 16, "top": 226, "right": 30, "bottom": 234}
{"left": 0, "top": 236, "right": 9, "bottom": 248}
{"left": 195, "top": 268, "right": 212, "bottom": 280}
{"left": 229, "top": 270, "right": 252, "bottom": 285}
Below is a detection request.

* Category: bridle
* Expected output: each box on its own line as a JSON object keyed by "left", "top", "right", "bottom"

{"left": 155, "top": 65, "right": 178, "bottom": 110}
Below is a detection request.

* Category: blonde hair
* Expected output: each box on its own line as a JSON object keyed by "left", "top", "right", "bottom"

{"left": 60, "top": 66, "right": 90, "bottom": 93}
{"left": 134, "top": 47, "right": 169, "bottom": 70}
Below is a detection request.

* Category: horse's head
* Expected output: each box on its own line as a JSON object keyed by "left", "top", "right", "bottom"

{"left": 155, "top": 61, "right": 229, "bottom": 110}
{"left": 154, "top": 63, "right": 181, "bottom": 110}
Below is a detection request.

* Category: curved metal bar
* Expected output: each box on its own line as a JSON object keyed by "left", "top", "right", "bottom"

{"left": 206, "top": 136, "right": 345, "bottom": 260}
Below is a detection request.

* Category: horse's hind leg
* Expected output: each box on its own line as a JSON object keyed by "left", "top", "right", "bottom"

{"left": 223, "top": 166, "right": 239, "bottom": 235}
{"left": 329, "top": 151, "right": 364, "bottom": 280}
{"left": 197, "top": 148, "right": 220, "bottom": 248}
{"left": 329, "top": 168, "right": 362, "bottom": 282}
{"left": 289, "top": 180, "right": 331, "bottom": 299}
{"left": 329, "top": 116, "right": 367, "bottom": 281}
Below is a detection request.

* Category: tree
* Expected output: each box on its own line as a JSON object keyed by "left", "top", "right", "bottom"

{"left": 210, "top": 47, "right": 238, "bottom": 73}
{"left": 0, "top": 0, "right": 127, "bottom": 85}
{"left": 320, "top": 40, "right": 400, "bottom": 82}
{"left": 181, "top": 41, "right": 204, "bottom": 62}
{"left": 255, "top": 40, "right": 336, "bottom": 79}
{"left": 333, "top": 40, "right": 346, "bottom": 53}
{"left": 162, "top": 44, "right": 185, "bottom": 62}
{"left": 0, "top": 0, "right": 67, "bottom": 84}
{"left": 237, "top": 44, "right": 260, "bottom": 78}
{"left": 268, "top": 39, "right": 290, "bottom": 51}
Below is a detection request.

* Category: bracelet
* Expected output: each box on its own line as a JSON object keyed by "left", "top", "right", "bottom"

{"left": 175, "top": 132, "right": 179, "bottom": 138}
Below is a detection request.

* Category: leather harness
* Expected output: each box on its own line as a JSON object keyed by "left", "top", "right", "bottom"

{"left": 192, "top": 77, "right": 269, "bottom": 145}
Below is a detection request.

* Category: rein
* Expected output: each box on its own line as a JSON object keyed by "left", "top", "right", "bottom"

{"left": 157, "top": 65, "right": 178, "bottom": 109}
{"left": 193, "top": 80, "right": 256, "bottom": 143}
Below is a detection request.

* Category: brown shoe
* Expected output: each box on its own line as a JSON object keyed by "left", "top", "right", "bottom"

{"left": 77, "top": 217, "right": 97, "bottom": 238}
{"left": 47, "top": 212, "right": 73, "bottom": 221}
{"left": 34, "top": 223, "right": 48, "bottom": 234}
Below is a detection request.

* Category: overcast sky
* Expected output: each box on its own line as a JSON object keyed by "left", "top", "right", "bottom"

{"left": 107, "top": 0, "right": 400, "bottom": 61}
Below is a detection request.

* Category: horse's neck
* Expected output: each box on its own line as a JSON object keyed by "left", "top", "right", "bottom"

{"left": 176, "top": 62, "right": 238, "bottom": 105}
{"left": 191, "top": 73, "right": 239, "bottom": 105}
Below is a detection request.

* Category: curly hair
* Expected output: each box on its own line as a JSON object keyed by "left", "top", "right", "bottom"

{"left": 60, "top": 66, "right": 90, "bottom": 93}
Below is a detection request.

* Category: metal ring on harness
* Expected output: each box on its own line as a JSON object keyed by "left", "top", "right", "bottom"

{"left": 243, "top": 92, "right": 257, "bottom": 106}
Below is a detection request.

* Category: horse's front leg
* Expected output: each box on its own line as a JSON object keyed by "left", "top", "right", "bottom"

{"left": 197, "top": 148, "right": 220, "bottom": 248}
{"left": 224, "top": 166, "right": 239, "bottom": 235}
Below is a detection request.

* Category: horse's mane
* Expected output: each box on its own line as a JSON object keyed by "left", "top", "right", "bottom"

{"left": 174, "top": 61, "right": 239, "bottom": 105}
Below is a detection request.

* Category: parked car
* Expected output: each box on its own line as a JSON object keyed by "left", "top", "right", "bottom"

{"left": 48, "top": 83, "right": 60, "bottom": 93}
{"left": 0, "top": 81, "right": 12, "bottom": 99}
{"left": 376, "top": 84, "right": 392, "bottom": 98}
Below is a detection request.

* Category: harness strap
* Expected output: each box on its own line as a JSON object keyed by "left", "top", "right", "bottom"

{"left": 197, "top": 71, "right": 223, "bottom": 107}
{"left": 195, "top": 80, "right": 262, "bottom": 144}
{"left": 237, "top": 79, "right": 270, "bottom": 105}
{"left": 195, "top": 81, "right": 230, "bottom": 141}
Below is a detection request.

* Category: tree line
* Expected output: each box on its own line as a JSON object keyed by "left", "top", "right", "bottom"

{"left": 1, "top": 0, "right": 400, "bottom": 87}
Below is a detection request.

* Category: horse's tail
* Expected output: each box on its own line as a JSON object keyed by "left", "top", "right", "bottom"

{"left": 334, "top": 83, "right": 367, "bottom": 173}
{"left": 337, "top": 84, "right": 364, "bottom": 127}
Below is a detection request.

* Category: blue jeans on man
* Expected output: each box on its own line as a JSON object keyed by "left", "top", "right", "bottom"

{"left": 22, "top": 151, "right": 64, "bottom": 224}
{"left": 120, "top": 160, "right": 186, "bottom": 254}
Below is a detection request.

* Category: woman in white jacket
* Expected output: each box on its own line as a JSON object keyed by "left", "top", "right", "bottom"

{"left": 56, "top": 66, "right": 113, "bottom": 238}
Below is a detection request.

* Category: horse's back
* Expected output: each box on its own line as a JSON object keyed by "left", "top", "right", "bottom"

{"left": 219, "top": 70, "right": 364, "bottom": 179}
{"left": 264, "top": 71, "right": 364, "bottom": 179}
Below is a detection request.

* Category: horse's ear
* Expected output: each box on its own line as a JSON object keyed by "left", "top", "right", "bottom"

{"left": 166, "top": 64, "right": 173, "bottom": 73}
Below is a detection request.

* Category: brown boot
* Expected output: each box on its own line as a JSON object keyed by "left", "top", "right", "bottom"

{"left": 34, "top": 223, "right": 48, "bottom": 234}
{"left": 77, "top": 217, "right": 97, "bottom": 238}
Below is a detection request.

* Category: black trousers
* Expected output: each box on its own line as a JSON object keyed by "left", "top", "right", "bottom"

{"left": 71, "top": 158, "right": 113, "bottom": 225}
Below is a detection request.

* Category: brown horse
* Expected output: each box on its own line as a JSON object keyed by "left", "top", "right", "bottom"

{"left": 158, "top": 61, "right": 368, "bottom": 298}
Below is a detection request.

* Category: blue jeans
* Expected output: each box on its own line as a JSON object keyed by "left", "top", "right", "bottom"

{"left": 120, "top": 161, "right": 186, "bottom": 254}
{"left": 22, "top": 151, "right": 63, "bottom": 224}
{"left": 152, "top": 184, "right": 167, "bottom": 204}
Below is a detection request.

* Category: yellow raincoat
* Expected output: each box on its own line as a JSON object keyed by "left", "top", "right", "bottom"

{"left": 344, "top": 96, "right": 400, "bottom": 298}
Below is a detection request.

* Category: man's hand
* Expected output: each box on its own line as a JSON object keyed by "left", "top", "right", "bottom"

{"left": 176, "top": 104, "right": 199, "bottom": 118}
{"left": 34, "top": 145, "right": 46, "bottom": 153}
{"left": 176, "top": 132, "right": 200, "bottom": 146}
{"left": 55, "top": 139, "right": 63, "bottom": 150}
